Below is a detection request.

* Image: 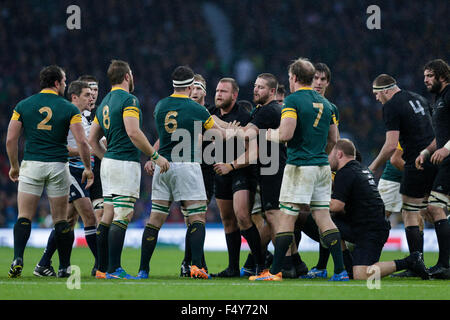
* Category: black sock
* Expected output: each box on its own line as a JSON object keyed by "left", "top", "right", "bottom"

{"left": 189, "top": 221, "right": 206, "bottom": 267}
{"left": 394, "top": 257, "right": 409, "bottom": 271}
{"left": 342, "top": 249, "right": 353, "bottom": 278}
{"left": 241, "top": 224, "right": 264, "bottom": 266}
{"left": 321, "top": 229, "right": 345, "bottom": 274}
{"left": 316, "top": 244, "right": 330, "bottom": 269}
{"left": 183, "top": 223, "right": 192, "bottom": 264}
{"left": 84, "top": 226, "right": 98, "bottom": 268}
{"left": 271, "top": 232, "right": 293, "bottom": 274}
{"left": 405, "top": 226, "right": 422, "bottom": 254}
{"left": 291, "top": 252, "right": 303, "bottom": 267}
{"left": 225, "top": 230, "right": 241, "bottom": 270}
{"left": 243, "top": 253, "right": 255, "bottom": 269}
{"left": 283, "top": 255, "right": 294, "bottom": 270}
{"left": 54, "top": 220, "right": 73, "bottom": 269}
{"left": 294, "top": 227, "right": 302, "bottom": 248}
{"left": 13, "top": 217, "right": 32, "bottom": 260}
{"left": 302, "top": 214, "right": 320, "bottom": 242}
{"left": 139, "top": 224, "right": 160, "bottom": 273}
{"left": 435, "top": 219, "right": 450, "bottom": 268}
{"left": 107, "top": 221, "right": 127, "bottom": 273}
{"left": 96, "top": 222, "right": 110, "bottom": 273}
{"left": 39, "top": 229, "right": 57, "bottom": 267}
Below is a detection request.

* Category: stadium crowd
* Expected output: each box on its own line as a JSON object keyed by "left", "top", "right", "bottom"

{"left": 0, "top": 0, "right": 449, "bottom": 227}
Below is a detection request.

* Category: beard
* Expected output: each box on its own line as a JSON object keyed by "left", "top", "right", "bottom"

{"left": 215, "top": 96, "right": 232, "bottom": 109}
{"left": 254, "top": 93, "right": 269, "bottom": 105}
{"left": 427, "top": 80, "right": 442, "bottom": 94}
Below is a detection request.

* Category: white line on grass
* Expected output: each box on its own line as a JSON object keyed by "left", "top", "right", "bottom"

{"left": 0, "top": 281, "right": 445, "bottom": 288}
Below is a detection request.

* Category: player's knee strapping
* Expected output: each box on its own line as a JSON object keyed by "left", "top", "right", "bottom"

{"left": 92, "top": 198, "right": 104, "bottom": 211}
{"left": 402, "top": 201, "right": 427, "bottom": 212}
{"left": 112, "top": 196, "right": 136, "bottom": 222}
{"left": 152, "top": 203, "right": 170, "bottom": 215}
{"left": 183, "top": 203, "right": 207, "bottom": 217}
{"left": 428, "top": 191, "right": 450, "bottom": 209}
{"left": 310, "top": 201, "right": 330, "bottom": 211}
{"left": 280, "top": 203, "right": 300, "bottom": 216}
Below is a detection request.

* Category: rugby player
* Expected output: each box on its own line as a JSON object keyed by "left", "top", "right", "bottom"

{"left": 258, "top": 57, "right": 346, "bottom": 281}
{"left": 328, "top": 139, "right": 428, "bottom": 280}
{"left": 369, "top": 74, "right": 436, "bottom": 276}
{"left": 215, "top": 73, "right": 290, "bottom": 277}
{"left": 34, "top": 80, "right": 98, "bottom": 278}
{"left": 137, "top": 66, "right": 225, "bottom": 279}
{"left": 78, "top": 75, "right": 105, "bottom": 226}
{"left": 416, "top": 59, "right": 450, "bottom": 279}
{"left": 89, "top": 60, "right": 169, "bottom": 279}
{"left": 7, "top": 65, "right": 93, "bottom": 278}
{"left": 179, "top": 73, "right": 212, "bottom": 277}
{"left": 209, "top": 78, "right": 260, "bottom": 277}
{"left": 300, "top": 62, "right": 341, "bottom": 279}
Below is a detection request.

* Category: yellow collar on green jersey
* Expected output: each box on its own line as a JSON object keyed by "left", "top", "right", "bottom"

{"left": 170, "top": 94, "right": 189, "bottom": 98}
{"left": 40, "top": 89, "right": 58, "bottom": 95}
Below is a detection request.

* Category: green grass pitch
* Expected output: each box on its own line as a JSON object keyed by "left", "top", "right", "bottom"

{"left": 0, "top": 247, "right": 448, "bottom": 300}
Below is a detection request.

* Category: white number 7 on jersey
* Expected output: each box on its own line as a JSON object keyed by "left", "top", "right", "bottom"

{"left": 408, "top": 100, "right": 425, "bottom": 116}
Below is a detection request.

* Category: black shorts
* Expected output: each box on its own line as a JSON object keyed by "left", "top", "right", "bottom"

{"left": 400, "top": 161, "right": 437, "bottom": 198}
{"left": 69, "top": 166, "right": 90, "bottom": 203}
{"left": 201, "top": 164, "right": 215, "bottom": 201}
{"left": 258, "top": 161, "right": 285, "bottom": 211}
{"left": 432, "top": 158, "right": 450, "bottom": 196}
{"left": 214, "top": 165, "right": 257, "bottom": 200}
{"left": 89, "top": 159, "right": 103, "bottom": 201}
{"left": 334, "top": 217, "right": 390, "bottom": 266}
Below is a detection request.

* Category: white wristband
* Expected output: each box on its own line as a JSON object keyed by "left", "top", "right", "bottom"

{"left": 444, "top": 140, "right": 450, "bottom": 152}
{"left": 420, "top": 149, "right": 430, "bottom": 158}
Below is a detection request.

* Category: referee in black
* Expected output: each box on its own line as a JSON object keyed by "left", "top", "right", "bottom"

{"left": 369, "top": 74, "right": 437, "bottom": 277}
{"left": 416, "top": 59, "right": 450, "bottom": 279}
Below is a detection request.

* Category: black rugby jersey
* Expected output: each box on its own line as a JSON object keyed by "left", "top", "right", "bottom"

{"left": 209, "top": 101, "right": 251, "bottom": 163}
{"left": 333, "top": 160, "right": 389, "bottom": 232}
{"left": 431, "top": 84, "right": 450, "bottom": 150}
{"left": 383, "top": 90, "right": 434, "bottom": 165}
{"left": 249, "top": 100, "right": 287, "bottom": 169}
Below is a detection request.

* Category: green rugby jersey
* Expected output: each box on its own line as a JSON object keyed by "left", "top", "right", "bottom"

{"left": 281, "top": 87, "right": 333, "bottom": 166}
{"left": 94, "top": 87, "right": 142, "bottom": 162}
{"left": 380, "top": 160, "right": 402, "bottom": 183}
{"left": 154, "top": 94, "right": 214, "bottom": 162}
{"left": 380, "top": 143, "right": 403, "bottom": 183}
{"left": 330, "top": 102, "right": 340, "bottom": 126}
{"left": 11, "top": 89, "right": 81, "bottom": 162}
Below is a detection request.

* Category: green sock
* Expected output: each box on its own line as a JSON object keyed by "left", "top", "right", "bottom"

{"left": 13, "top": 217, "right": 31, "bottom": 260}
{"left": 139, "top": 224, "right": 160, "bottom": 273}
{"left": 107, "top": 221, "right": 128, "bottom": 273}
{"left": 270, "top": 232, "right": 293, "bottom": 274}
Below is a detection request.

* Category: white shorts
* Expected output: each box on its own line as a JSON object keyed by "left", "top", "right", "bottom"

{"left": 152, "top": 162, "right": 207, "bottom": 202}
{"left": 18, "top": 160, "right": 70, "bottom": 197}
{"left": 100, "top": 158, "right": 141, "bottom": 198}
{"left": 378, "top": 178, "right": 402, "bottom": 213}
{"left": 279, "top": 164, "right": 331, "bottom": 207}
